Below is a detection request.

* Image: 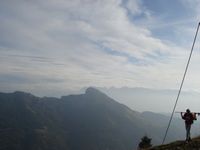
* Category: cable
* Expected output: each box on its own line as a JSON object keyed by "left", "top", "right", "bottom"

{"left": 162, "top": 22, "right": 200, "bottom": 145}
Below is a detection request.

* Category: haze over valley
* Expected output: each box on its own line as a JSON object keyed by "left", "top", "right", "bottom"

{"left": 1, "top": 0, "right": 200, "bottom": 149}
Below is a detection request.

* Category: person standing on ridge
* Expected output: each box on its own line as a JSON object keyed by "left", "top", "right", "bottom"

{"left": 181, "top": 109, "right": 197, "bottom": 142}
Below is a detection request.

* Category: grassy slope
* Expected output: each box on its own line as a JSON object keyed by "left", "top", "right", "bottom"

{"left": 149, "top": 136, "right": 200, "bottom": 150}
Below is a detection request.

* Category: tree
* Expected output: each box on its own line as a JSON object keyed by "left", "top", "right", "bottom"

{"left": 138, "top": 135, "right": 152, "bottom": 149}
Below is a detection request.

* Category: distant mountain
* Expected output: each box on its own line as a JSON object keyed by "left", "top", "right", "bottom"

{"left": 0, "top": 88, "right": 191, "bottom": 150}
{"left": 96, "top": 87, "right": 200, "bottom": 113}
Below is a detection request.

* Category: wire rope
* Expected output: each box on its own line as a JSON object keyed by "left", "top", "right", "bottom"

{"left": 162, "top": 22, "right": 200, "bottom": 145}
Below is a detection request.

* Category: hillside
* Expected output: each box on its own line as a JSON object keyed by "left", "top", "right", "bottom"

{"left": 149, "top": 137, "right": 200, "bottom": 150}
{"left": 0, "top": 87, "right": 187, "bottom": 150}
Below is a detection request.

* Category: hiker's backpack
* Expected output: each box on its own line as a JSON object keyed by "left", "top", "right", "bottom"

{"left": 183, "top": 113, "right": 194, "bottom": 124}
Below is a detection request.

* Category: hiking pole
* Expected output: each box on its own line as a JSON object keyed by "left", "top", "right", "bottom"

{"left": 175, "top": 112, "right": 200, "bottom": 115}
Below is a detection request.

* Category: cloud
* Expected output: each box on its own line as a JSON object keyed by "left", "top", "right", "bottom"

{"left": 0, "top": 0, "right": 200, "bottom": 96}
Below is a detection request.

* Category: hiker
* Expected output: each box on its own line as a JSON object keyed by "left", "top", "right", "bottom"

{"left": 181, "top": 109, "right": 197, "bottom": 142}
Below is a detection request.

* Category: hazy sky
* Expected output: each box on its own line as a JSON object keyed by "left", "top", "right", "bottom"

{"left": 1, "top": 0, "right": 200, "bottom": 96}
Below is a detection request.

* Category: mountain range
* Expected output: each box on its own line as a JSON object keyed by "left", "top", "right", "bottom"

{"left": 0, "top": 87, "right": 195, "bottom": 150}
{"left": 92, "top": 87, "right": 200, "bottom": 113}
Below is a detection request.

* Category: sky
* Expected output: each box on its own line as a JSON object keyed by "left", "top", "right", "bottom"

{"left": 1, "top": 0, "right": 200, "bottom": 98}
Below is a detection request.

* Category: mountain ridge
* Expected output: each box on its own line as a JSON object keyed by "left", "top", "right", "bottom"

{"left": 0, "top": 87, "right": 188, "bottom": 150}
